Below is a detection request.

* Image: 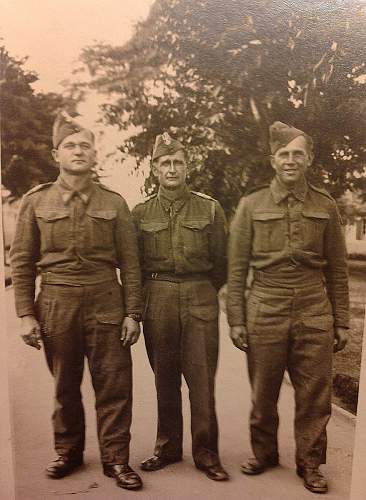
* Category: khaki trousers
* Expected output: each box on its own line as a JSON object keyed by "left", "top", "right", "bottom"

{"left": 36, "top": 280, "right": 132, "bottom": 464}
{"left": 246, "top": 277, "right": 334, "bottom": 468}
{"left": 143, "top": 279, "right": 221, "bottom": 467}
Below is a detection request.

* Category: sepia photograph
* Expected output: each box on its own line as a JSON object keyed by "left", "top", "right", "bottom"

{"left": 1, "top": 1, "right": 366, "bottom": 499}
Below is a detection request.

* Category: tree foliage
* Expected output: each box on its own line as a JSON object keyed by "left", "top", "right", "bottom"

{"left": 1, "top": 46, "right": 72, "bottom": 197}
{"left": 72, "top": 0, "right": 366, "bottom": 214}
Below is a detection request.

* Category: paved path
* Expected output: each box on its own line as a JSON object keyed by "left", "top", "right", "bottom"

{"left": 3, "top": 287, "right": 356, "bottom": 500}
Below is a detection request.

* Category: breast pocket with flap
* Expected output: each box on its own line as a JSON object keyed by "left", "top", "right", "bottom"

{"left": 140, "top": 220, "right": 170, "bottom": 260}
{"left": 301, "top": 210, "right": 329, "bottom": 252}
{"left": 180, "top": 219, "right": 211, "bottom": 258}
{"left": 252, "top": 211, "right": 286, "bottom": 253}
{"left": 87, "top": 209, "right": 117, "bottom": 249}
{"left": 35, "top": 209, "right": 70, "bottom": 251}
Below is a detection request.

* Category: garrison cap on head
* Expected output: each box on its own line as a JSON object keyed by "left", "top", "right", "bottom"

{"left": 52, "top": 111, "right": 94, "bottom": 148}
{"left": 152, "top": 132, "right": 184, "bottom": 161}
{"left": 269, "top": 121, "right": 312, "bottom": 154}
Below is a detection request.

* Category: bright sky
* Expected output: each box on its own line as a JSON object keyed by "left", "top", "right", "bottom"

{"left": 1, "top": 0, "right": 153, "bottom": 93}
{"left": 1, "top": 0, "right": 154, "bottom": 206}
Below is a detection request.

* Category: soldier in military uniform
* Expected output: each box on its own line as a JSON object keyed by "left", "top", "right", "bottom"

{"left": 227, "top": 122, "right": 349, "bottom": 494}
{"left": 132, "top": 132, "right": 229, "bottom": 481}
{"left": 10, "top": 111, "right": 143, "bottom": 491}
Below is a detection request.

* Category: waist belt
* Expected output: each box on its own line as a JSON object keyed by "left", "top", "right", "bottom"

{"left": 145, "top": 271, "right": 210, "bottom": 283}
{"left": 253, "top": 267, "right": 324, "bottom": 288}
{"left": 41, "top": 268, "right": 117, "bottom": 286}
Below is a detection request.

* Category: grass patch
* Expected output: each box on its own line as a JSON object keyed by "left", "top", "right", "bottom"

{"left": 332, "top": 271, "right": 365, "bottom": 414}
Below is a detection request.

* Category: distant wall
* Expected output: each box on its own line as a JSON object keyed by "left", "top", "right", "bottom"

{"left": 345, "top": 224, "right": 366, "bottom": 256}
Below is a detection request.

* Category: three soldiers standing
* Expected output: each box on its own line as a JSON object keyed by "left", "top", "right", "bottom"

{"left": 10, "top": 115, "right": 349, "bottom": 495}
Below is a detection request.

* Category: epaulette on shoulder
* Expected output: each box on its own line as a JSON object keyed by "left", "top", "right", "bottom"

{"left": 98, "top": 183, "right": 123, "bottom": 197}
{"left": 308, "top": 183, "right": 334, "bottom": 201}
{"left": 24, "top": 182, "right": 54, "bottom": 196}
{"left": 245, "top": 183, "right": 270, "bottom": 196}
{"left": 191, "top": 191, "right": 217, "bottom": 222}
{"left": 133, "top": 193, "right": 157, "bottom": 210}
{"left": 191, "top": 191, "right": 216, "bottom": 202}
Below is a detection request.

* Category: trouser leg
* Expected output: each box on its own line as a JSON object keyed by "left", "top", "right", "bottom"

{"left": 143, "top": 281, "right": 183, "bottom": 459}
{"left": 37, "top": 285, "right": 85, "bottom": 458}
{"left": 84, "top": 282, "right": 133, "bottom": 465}
{"left": 247, "top": 345, "right": 287, "bottom": 463}
{"left": 288, "top": 289, "right": 334, "bottom": 468}
{"left": 182, "top": 281, "right": 220, "bottom": 467}
{"left": 246, "top": 290, "right": 290, "bottom": 463}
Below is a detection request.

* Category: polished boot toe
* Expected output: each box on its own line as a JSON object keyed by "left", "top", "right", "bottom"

{"left": 140, "top": 455, "right": 182, "bottom": 471}
{"left": 297, "top": 466, "right": 328, "bottom": 494}
{"left": 45, "top": 455, "right": 83, "bottom": 479}
{"left": 103, "top": 464, "right": 142, "bottom": 490}
{"left": 196, "top": 463, "right": 229, "bottom": 481}
{"left": 240, "top": 457, "right": 279, "bottom": 475}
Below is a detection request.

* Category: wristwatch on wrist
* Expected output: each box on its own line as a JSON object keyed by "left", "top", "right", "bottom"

{"left": 126, "top": 313, "right": 142, "bottom": 323}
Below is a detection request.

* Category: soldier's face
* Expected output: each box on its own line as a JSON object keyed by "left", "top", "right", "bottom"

{"left": 271, "top": 135, "right": 313, "bottom": 187}
{"left": 153, "top": 150, "right": 187, "bottom": 190}
{"left": 52, "top": 131, "right": 96, "bottom": 175}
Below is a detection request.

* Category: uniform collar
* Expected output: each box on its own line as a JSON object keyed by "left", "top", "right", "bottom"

{"left": 270, "top": 176, "right": 308, "bottom": 204}
{"left": 158, "top": 184, "right": 190, "bottom": 213}
{"left": 56, "top": 176, "right": 94, "bottom": 205}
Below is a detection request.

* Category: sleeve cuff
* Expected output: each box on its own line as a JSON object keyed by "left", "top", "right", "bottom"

{"left": 16, "top": 306, "right": 36, "bottom": 318}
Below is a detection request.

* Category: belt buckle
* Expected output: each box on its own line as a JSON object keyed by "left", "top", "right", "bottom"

{"left": 151, "top": 272, "right": 158, "bottom": 279}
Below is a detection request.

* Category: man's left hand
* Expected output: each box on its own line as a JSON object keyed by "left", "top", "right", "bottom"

{"left": 334, "top": 327, "right": 348, "bottom": 353}
{"left": 120, "top": 317, "right": 141, "bottom": 347}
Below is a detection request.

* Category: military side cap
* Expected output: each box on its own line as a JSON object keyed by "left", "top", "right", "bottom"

{"left": 52, "top": 110, "right": 94, "bottom": 148}
{"left": 269, "top": 121, "right": 310, "bottom": 154}
{"left": 152, "top": 132, "right": 184, "bottom": 161}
